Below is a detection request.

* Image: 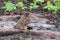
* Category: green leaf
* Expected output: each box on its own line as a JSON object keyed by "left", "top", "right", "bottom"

{"left": 33, "top": 0, "right": 44, "bottom": 3}
{"left": 39, "top": 0, "right": 44, "bottom": 2}
{"left": 29, "top": 6, "right": 33, "bottom": 11}
{"left": 33, "top": 0, "right": 38, "bottom": 3}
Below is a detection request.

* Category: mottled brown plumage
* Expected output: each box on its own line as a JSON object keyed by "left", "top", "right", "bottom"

{"left": 14, "top": 12, "right": 31, "bottom": 30}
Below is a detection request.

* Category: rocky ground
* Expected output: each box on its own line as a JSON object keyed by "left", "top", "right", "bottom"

{"left": 0, "top": 13, "right": 60, "bottom": 40}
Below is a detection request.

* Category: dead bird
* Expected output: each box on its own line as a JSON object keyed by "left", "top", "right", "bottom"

{"left": 14, "top": 12, "right": 31, "bottom": 30}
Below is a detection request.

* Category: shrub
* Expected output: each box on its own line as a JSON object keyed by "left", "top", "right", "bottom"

{"left": 2, "top": 1, "right": 16, "bottom": 12}
{"left": 16, "top": 2, "right": 25, "bottom": 10}
{"left": 43, "top": 1, "right": 58, "bottom": 14}
{"left": 29, "top": 3, "right": 39, "bottom": 11}
{"left": 54, "top": 0, "right": 60, "bottom": 9}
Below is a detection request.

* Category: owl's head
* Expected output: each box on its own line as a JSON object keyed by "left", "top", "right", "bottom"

{"left": 24, "top": 12, "right": 31, "bottom": 17}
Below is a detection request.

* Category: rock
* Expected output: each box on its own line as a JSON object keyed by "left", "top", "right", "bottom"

{"left": 28, "top": 23, "right": 55, "bottom": 30}
{"left": 40, "top": 24, "right": 55, "bottom": 28}
{"left": 0, "top": 15, "right": 20, "bottom": 21}
{"left": 0, "top": 21, "right": 16, "bottom": 31}
{"left": 30, "top": 14, "right": 49, "bottom": 24}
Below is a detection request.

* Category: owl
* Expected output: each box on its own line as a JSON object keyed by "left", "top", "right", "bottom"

{"left": 14, "top": 12, "right": 31, "bottom": 30}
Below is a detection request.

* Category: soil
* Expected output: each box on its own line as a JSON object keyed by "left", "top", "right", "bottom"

{"left": 0, "top": 0, "right": 60, "bottom": 40}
